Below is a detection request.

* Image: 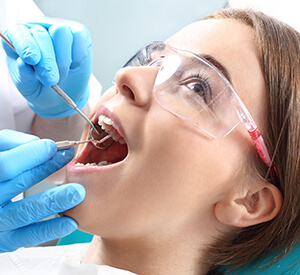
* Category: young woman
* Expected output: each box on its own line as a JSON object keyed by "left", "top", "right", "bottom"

{"left": 1, "top": 8, "right": 299, "bottom": 275}
{"left": 63, "top": 8, "right": 300, "bottom": 274}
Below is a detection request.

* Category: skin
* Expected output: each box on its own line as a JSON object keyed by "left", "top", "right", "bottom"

{"left": 64, "top": 19, "right": 282, "bottom": 275}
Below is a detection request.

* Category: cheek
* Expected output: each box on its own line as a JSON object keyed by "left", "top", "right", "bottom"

{"left": 136, "top": 111, "right": 219, "bottom": 198}
{"left": 156, "top": 121, "right": 248, "bottom": 195}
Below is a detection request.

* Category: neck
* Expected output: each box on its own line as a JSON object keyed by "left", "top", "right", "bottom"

{"left": 82, "top": 233, "right": 212, "bottom": 275}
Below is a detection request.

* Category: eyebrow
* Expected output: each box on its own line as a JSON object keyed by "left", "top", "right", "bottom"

{"left": 199, "top": 54, "right": 232, "bottom": 84}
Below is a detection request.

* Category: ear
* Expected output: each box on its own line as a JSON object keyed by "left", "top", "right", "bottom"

{"left": 215, "top": 180, "right": 283, "bottom": 227}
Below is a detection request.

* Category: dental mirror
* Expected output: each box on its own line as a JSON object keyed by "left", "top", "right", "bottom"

{"left": 89, "top": 126, "right": 114, "bottom": 149}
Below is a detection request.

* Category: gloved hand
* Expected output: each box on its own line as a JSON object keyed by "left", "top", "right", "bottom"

{"left": 0, "top": 130, "right": 86, "bottom": 252}
{"left": 1, "top": 18, "right": 92, "bottom": 118}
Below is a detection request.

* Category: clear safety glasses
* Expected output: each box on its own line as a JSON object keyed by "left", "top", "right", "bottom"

{"left": 122, "top": 41, "right": 279, "bottom": 186}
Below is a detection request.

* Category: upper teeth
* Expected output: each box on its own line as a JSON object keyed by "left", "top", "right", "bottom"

{"left": 98, "top": 115, "right": 115, "bottom": 130}
{"left": 97, "top": 115, "right": 125, "bottom": 144}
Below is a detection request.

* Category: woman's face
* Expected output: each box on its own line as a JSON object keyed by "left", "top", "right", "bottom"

{"left": 64, "top": 19, "right": 267, "bottom": 238}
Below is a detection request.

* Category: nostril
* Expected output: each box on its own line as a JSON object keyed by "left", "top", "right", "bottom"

{"left": 115, "top": 67, "right": 154, "bottom": 107}
{"left": 122, "top": 84, "right": 135, "bottom": 101}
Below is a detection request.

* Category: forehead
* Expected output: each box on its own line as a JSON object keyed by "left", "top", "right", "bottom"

{"left": 167, "top": 19, "right": 256, "bottom": 57}
{"left": 166, "top": 19, "right": 259, "bottom": 85}
{"left": 166, "top": 19, "right": 268, "bottom": 132}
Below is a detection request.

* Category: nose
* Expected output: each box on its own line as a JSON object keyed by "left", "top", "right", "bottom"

{"left": 114, "top": 66, "right": 159, "bottom": 107}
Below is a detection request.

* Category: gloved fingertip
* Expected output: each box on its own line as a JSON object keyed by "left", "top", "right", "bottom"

{"left": 42, "top": 139, "right": 58, "bottom": 156}
{"left": 22, "top": 50, "right": 41, "bottom": 66}
{"left": 60, "top": 217, "right": 78, "bottom": 234}
{"left": 56, "top": 147, "right": 75, "bottom": 162}
{"left": 52, "top": 184, "right": 85, "bottom": 212}
{"left": 66, "top": 183, "right": 86, "bottom": 204}
{"left": 16, "top": 58, "right": 36, "bottom": 79}
{"left": 48, "top": 148, "right": 75, "bottom": 172}
{"left": 38, "top": 67, "right": 59, "bottom": 86}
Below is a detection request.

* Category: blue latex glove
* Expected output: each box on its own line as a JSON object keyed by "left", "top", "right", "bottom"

{"left": 0, "top": 129, "right": 86, "bottom": 252}
{"left": 1, "top": 18, "right": 92, "bottom": 118}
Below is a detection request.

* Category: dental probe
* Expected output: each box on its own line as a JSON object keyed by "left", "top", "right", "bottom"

{"left": 56, "top": 140, "right": 91, "bottom": 150}
{"left": 56, "top": 134, "right": 112, "bottom": 150}
{"left": 0, "top": 30, "right": 100, "bottom": 136}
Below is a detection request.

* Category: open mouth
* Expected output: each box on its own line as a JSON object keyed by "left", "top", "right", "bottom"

{"left": 75, "top": 113, "right": 129, "bottom": 167}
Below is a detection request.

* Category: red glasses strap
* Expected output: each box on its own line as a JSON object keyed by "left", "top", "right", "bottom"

{"left": 248, "top": 128, "right": 280, "bottom": 187}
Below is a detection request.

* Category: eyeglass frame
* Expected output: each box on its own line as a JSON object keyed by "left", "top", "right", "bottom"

{"left": 119, "top": 41, "right": 279, "bottom": 187}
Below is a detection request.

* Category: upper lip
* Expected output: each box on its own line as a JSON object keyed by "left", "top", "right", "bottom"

{"left": 92, "top": 105, "right": 127, "bottom": 142}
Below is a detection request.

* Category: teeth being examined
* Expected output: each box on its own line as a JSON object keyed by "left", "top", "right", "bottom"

{"left": 76, "top": 161, "right": 111, "bottom": 167}
{"left": 97, "top": 115, "right": 125, "bottom": 144}
{"left": 98, "top": 115, "right": 114, "bottom": 128}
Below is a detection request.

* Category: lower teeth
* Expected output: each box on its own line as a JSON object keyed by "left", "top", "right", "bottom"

{"left": 76, "top": 161, "right": 110, "bottom": 167}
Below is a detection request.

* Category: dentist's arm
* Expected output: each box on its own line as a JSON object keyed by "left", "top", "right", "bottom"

{"left": 0, "top": 130, "right": 85, "bottom": 252}
{"left": 1, "top": 19, "right": 94, "bottom": 141}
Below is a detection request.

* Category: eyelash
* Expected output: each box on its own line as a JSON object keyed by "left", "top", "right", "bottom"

{"left": 181, "top": 73, "right": 212, "bottom": 103}
{"left": 186, "top": 73, "right": 209, "bottom": 86}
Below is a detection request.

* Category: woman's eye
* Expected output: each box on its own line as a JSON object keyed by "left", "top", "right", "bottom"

{"left": 186, "top": 81, "right": 206, "bottom": 96}
{"left": 179, "top": 75, "right": 212, "bottom": 106}
{"left": 184, "top": 78, "right": 211, "bottom": 102}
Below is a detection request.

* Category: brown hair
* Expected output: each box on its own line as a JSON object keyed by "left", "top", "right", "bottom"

{"left": 203, "top": 8, "right": 300, "bottom": 273}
